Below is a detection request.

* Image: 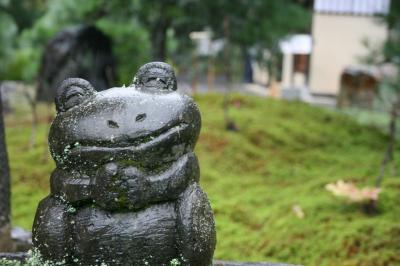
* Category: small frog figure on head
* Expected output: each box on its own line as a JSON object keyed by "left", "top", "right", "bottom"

{"left": 133, "top": 62, "right": 177, "bottom": 91}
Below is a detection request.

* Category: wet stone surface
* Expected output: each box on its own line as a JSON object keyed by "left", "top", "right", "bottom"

{"left": 32, "top": 62, "right": 216, "bottom": 265}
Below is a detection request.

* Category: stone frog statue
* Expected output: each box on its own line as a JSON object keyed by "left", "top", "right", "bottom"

{"left": 33, "top": 62, "right": 216, "bottom": 265}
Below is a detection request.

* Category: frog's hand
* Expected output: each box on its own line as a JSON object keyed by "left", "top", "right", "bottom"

{"left": 32, "top": 196, "right": 72, "bottom": 263}
{"left": 50, "top": 168, "right": 93, "bottom": 205}
{"left": 93, "top": 152, "right": 198, "bottom": 211}
{"left": 176, "top": 183, "right": 216, "bottom": 266}
{"left": 144, "top": 152, "right": 199, "bottom": 202}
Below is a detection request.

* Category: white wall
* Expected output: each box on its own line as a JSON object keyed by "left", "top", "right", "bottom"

{"left": 309, "top": 13, "right": 388, "bottom": 95}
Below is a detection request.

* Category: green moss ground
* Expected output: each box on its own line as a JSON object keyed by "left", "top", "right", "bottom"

{"left": 5, "top": 94, "right": 400, "bottom": 266}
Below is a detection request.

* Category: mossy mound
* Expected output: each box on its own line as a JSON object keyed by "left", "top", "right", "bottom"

{"left": 6, "top": 94, "right": 400, "bottom": 266}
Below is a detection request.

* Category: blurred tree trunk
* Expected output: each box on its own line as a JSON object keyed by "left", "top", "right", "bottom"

{"left": 191, "top": 52, "right": 199, "bottom": 93}
{"left": 207, "top": 56, "right": 215, "bottom": 91}
{"left": 267, "top": 49, "right": 280, "bottom": 98}
{"left": 0, "top": 85, "right": 12, "bottom": 251}
{"left": 21, "top": 84, "right": 38, "bottom": 149}
{"left": 150, "top": 16, "right": 171, "bottom": 61}
{"left": 222, "top": 16, "right": 238, "bottom": 132}
{"left": 242, "top": 46, "right": 253, "bottom": 83}
{"left": 376, "top": 101, "right": 399, "bottom": 187}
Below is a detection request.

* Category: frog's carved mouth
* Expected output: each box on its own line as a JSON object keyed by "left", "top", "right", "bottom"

{"left": 66, "top": 122, "right": 189, "bottom": 157}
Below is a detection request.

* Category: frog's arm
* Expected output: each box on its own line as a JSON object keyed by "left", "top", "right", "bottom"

{"left": 50, "top": 169, "right": 93, "bottom": 205}
{"left": 144, "top": 152, "right": 199, "bottom": 201}
{"left": 123, "top": 152, "right": 199, "bottom": 209}
{"left": 92, "top": 152, "right": 199, "bottom": 210}
{"left": 176, "top": 183, "right": 216, "bottom": 265}
{"left": 32, "top": 196, "right": 73, "bottom": 263}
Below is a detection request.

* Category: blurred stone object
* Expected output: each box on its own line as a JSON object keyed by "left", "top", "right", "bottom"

{"left": 0, "top": 87, "right": 11, "bottom": 252}
{"left": 337, "top": 66, "right": 379, "bottom": 109}
{"left": 11, "top": 227, "right": 32, "bottom": 252}
{"left": 33, "top": 62, "right": 216, "bottom": 265}
{"left": 0, "top": 83, "right": 12, "bottom": 114}
{"left": 0, "top": 82, "right": 32, "bottom": 108}
{"left": 337, "top": 64, "right": 398, "bottom": 109}
{"left": 36, "top": 25, "right": 115, "bottom": 103}
{"left": 0, "top": 82, "right": 37, "bottom": 115}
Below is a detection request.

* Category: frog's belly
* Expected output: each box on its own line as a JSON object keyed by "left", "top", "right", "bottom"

{"left": 72, "top": 202, "right": 178, "bottom": 265}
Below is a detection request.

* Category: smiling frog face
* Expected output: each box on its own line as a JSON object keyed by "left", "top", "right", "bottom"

{"left": 49, "top": 63, "right": 201, "bottom": 171}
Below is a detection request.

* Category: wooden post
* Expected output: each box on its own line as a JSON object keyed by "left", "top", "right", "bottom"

{"left": 0, "top": 85, "right": 11, "bottom": 251}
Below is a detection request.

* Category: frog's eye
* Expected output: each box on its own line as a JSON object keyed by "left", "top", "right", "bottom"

{"left": 56, "top": 78, "right": 96, "bottom": 113}
{"left": 133, "top": 62, "right": 177, "bottom": 92}
{"left": 146, "top": 76, "right": 167, "bottom": 85}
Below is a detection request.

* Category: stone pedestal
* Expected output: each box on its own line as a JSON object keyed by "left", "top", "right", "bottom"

{"left": 0, "top": 254, "right": 299, "bottom": 266}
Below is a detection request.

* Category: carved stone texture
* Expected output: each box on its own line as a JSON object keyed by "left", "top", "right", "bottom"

{"left": 0, "top": 87, "right": 11, "bottom": 252}
{"left": 33, "top": 62, "right": 216, "bottom": 265}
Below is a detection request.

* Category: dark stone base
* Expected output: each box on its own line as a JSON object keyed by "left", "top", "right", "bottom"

{"left": 0, "top": 253, "right": 298, "bottom": 266}
{"left": 11, "top": 227, "right": 32, "bottom": 252}
{"left": 0, "top": 252, "right": 28, "bottom": 262}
